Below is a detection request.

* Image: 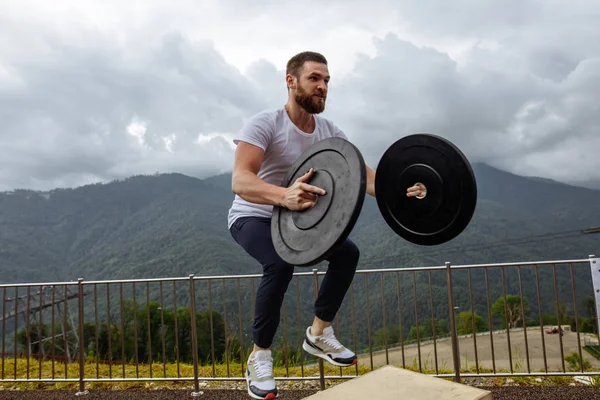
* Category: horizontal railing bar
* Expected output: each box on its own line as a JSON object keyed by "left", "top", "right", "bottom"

{"left": 192, "top": 273, "right": 292, "bottom": 280}
{"left": 327, "top": 258, "right": 591, "bottom": 276}
{"left": 84, "top": 272, "right": 316, "bottom": 285}
{"left": 0, "top": 378, "right": 80, "bottom": 382}
{"left": 293, "top": 258, "right": 590, "bottom": 276}
{"left": 82, "top": 277, "right": 192, "bottom": 285}
{"left": 0, "top": 281, "right": 79, "bottom": 289}
{"left": 355, "top": 266, "right": 447, "bottom": 274}
{"left": 449, "top": 259, "right": 590, "bottom": 269}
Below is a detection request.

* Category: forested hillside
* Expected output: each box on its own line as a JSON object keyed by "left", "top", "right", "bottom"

{"left": 1, "top": 163, "right": 598, "bottom": 284}
{"left": 1, "top": 163, "right": 599, "bottom": 362}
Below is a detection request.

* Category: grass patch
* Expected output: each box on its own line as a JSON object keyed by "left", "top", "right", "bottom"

{"left": 0, "top": 356, "right": 598, "bottom": 391}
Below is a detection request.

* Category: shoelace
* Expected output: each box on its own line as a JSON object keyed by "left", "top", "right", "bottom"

{"left": 254, "top": 358, "right": 273, "bottom": 380}
{"left": 320, "top": 331, "right": 343, "bottom": 350}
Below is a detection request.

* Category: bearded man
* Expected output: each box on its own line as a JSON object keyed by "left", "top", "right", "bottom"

{"left": 227, "top": 51, "right": 422, "bottom": 399}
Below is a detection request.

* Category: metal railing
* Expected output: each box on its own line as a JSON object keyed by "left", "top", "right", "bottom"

{"left": 1, "top": 255, "right": 599, "bottom": 395}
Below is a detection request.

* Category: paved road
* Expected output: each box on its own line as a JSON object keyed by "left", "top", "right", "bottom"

{"left": 357, "top": 328, "right": 600, "bottom": 373}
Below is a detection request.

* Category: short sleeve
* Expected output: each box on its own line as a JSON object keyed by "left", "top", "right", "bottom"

{"left": 233, "top": 111, "right": 274, "bottom": 151}
{"left": 333, "top": 124, "right": 348, "bottom": 140}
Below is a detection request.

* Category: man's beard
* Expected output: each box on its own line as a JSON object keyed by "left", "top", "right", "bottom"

{"left": 295, "top": 84, "right": 326, "bottom": 114}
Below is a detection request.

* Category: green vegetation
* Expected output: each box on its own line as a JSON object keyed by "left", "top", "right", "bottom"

{"left": 584, "top": 345, "right": 600, "bottom": 360}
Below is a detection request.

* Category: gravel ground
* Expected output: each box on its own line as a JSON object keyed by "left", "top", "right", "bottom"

{"left": 0, "top": 387, "right": 599, "bottom": 399}
{"left": 0, "top": 390, "right": 316, "bottom": 399}
{"left": 483, "top": 386, "right": 599, "bottom": 399}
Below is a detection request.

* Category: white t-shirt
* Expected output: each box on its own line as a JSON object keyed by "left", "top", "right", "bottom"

{"left": 227, "top": 107, "right": 348, "bottom": 229}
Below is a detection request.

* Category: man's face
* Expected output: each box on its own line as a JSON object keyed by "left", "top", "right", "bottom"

{"left": 293, "top": 61, "right": 330, "bottom": 114}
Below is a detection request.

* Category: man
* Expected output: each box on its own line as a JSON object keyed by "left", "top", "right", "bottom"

{"left": 228, "top": 51, "right": 425, "bottom": 399}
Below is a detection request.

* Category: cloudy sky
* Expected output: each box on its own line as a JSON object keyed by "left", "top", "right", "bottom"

{"left": 1, "top": 0, "right": 599, "bottom": 191}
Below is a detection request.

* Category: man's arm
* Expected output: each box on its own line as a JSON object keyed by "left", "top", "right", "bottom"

{"left": 231, "top": 141, "right": 286, "bottom": 206}
{"left": 366, "top": 165, "right": 376, "bottom": 197}
{"left": 365, "top": 164, "right": 426, "bottom": 198}
{"left": 231, "top": 141, "right": 325, "bottom": 210}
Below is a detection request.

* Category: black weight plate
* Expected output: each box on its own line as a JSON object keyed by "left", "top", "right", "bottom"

{"left": 375, "top": 133, "right": 477, "bottom": 246}
{"left": 271, "top": 137, "right": 366, "bottom": 266}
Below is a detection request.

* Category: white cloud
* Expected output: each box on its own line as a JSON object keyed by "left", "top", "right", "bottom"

{"left": 0, "top": 0, "right": 599, "bottom": 191}
{"left": 127, "top": 120, "right": 148, "bottom": 147}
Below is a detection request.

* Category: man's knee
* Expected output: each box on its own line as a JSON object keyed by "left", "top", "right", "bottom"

{"left": 329, "top": 239, "right": 360, "bottom": 269}
{"left": 345, "top": 240, "right": 360, "bottom": 264}
{"left": 340, "top": 239, "right": 360, "bottom": 265}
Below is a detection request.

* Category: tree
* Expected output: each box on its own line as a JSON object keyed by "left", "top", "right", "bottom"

{"left": 457, "top": 311, "right": 486, "bottom": 334}
{"left": 420, "top": 318, "right": 449, "bottom": 338}
{"left": 491, "top": 295, "right": 529, "bottom": 329}
{"left": 583, "top": 296, "right": 597, "bottom": 319}
{"left": 556, "top": 302, "right": 570, "bottom": 325}
{"left": 409, "top": 325, "right": 425, "bottom": 341}
{"left": 373, "top": 325, "right": 401, "bottom": 348}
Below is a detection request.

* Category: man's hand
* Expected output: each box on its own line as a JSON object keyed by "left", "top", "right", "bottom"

{"left": 281, "top": 168, "right": 326, "bottom": 210}
{"left": 362, "top": 165, "right": 426, "bottom": 199}
{"left": 407, "top": 183, "right": 427, "bottom": 198}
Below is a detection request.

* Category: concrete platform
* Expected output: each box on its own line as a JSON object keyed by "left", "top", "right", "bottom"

{"left": 304, "top": 366, "right": 492, "bottom": 400}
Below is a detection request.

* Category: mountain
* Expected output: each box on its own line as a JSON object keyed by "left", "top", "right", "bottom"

{"left": 570, "top": 179, "right": 600, "bottom": 191}
{"left": 0, "top": 163, "right": 598, "bottom": 285}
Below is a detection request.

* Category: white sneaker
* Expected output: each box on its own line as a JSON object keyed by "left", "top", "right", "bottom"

{"left": 302, "top": 326, "right": 357, "bottom": 367}
{"left": 245, "top": 350, "right": 277, "bottom": 399}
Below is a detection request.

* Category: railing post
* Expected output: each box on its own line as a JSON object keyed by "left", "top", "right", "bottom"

{"left": 446, "top": 262, "right": 461, "bottom": 383}
{"left": 312, "top": 268, "right": 325, "bottom": 391}
{"left": 76, "top": 278, "right": 88, "bottom": 396}
{"left": 589, "top": 255, "right": 600, "bottom": 344}
{"left": 189, "top": 274, "right": 202, "bottom": 397}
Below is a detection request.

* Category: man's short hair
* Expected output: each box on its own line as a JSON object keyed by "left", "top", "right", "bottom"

{"left": 286, "top": 51, "right": 328, "bottom": 78}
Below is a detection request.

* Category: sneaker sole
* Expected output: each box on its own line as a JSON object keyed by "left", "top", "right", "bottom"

{"left": 245, "top": 375, "right": 278, "bottom": 399}
{"left": 302, "top": 340, "right": 358, "bottom": 368}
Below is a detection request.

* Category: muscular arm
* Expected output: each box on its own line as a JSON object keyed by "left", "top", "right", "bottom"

{"left": 231, "top": 141, "right": 285, "bottom": 206}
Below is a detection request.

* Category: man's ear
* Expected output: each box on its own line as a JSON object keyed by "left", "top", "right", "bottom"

{"left": 286, "top": 74, "right": 297, "bottom": 90}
